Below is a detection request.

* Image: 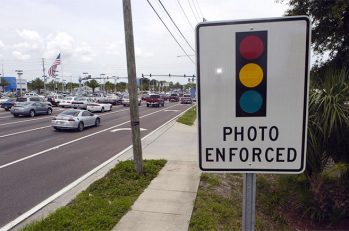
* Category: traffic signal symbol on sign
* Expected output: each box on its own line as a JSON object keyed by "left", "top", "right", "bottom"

{"left": 236, "top": 31, "right": 267, "bottom": 117}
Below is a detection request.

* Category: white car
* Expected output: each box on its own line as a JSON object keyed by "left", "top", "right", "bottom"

{"left": 24, "top": 92, "right": 45, "bottom": 98}
{"left": 87, "top": 102, "right": 112, "bottom": 112}
{"left": 60, "top": 97, "right": 76, "bottom": 108}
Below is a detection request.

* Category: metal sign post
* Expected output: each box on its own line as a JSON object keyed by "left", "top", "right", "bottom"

{"left": 242, "top": 173, "right": 256, "bottom": 231}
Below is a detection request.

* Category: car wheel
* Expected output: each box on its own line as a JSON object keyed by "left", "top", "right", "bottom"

{"left": 29, "top": 110, "right": 35, "bottom": 117}
{"left": 101, "top": 107, "right": 105, "bottom": 113}
{"left": 95, "top": 118, "right": 100, "bottom": 127}
{"left": 110, "top": 106, "right": 112, "bottom": 111}
{"left": 5, "top": 108, "right": 9, "bottom": 111}
{"left": 146, "top": 104, "right": 149, "bottom": 107}
{"left": 54, "top": 127, "right": 60, "bottom": 131}
{"left": 77, "top": 122, "right": 84, "bottom": 131}
{"left": 47, "top": 108, "right": 52, "bottom": 115}
{"left": 13, "top": 114, "right": 18, "bottom": 117}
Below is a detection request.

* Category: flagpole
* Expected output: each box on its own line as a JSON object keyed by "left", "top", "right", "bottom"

{"left": 60, "top": 53, "right": 64, "bottom": 93}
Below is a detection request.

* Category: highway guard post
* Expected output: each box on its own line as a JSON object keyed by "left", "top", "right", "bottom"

{"left": 196, "top": 17, "right": 310, "bottom": 230}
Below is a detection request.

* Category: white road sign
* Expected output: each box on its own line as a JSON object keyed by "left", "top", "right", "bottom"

{"left": 197, "top": 17, "right": 310, "bottom": 173}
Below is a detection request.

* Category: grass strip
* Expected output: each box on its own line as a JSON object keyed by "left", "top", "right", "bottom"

{"left": 177, "top": 106, "right": 196, "bottom": 126}
{"left": 189, "top": 173, "right": 290, "bottom": 231}
{"left": 23, "top": 159, "right": 166, "bottom": 231}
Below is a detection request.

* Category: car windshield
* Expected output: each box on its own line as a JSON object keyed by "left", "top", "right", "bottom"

{"left": 171, "top": 94, "right": 177, "bottom": 96}
{"left": 16, "top": 98, "right": 27, "bottom": 102}
{"left": 75, "top": 97, "right": 85, "bottom": 101}
{"left": 184, "top": 94, "right": 190, "bottom": 97}
{"left": 60, "top": 110, "right": 80, "bottom": 116}
{"left": 64, "top": 97, "right": 73, "bottom": 100}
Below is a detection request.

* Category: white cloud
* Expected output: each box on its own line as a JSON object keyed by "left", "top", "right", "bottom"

{"left": 75, "top": 42, "right": 95, "bottom": 62}
{"left": 0, "top": 40, "right": 4, "bottom": 49}
{"left": 13, "top": 42, "right": 41, "bottom": 51}
{"left": 17, "top": 29, "right": 42, "bottom": 42}
{"left": 135, "top": 47, "right": 142, "bottom": 57}
{"left": 135, "top": 47, "right": 153, "bottom": 58}
{"left": 143, "top": 52, "right": 154, "bottom": 57}
{"left": 45, "top": 32, "right": 75, "bottom": 59}
{"left": 12, "top": 51, "right": 31, "bottom": 60}
{"left": 105, "top": 42, "right": 120, "bottom": 55}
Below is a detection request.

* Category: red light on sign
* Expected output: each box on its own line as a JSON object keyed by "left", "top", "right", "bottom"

{"left": 239, "top": 35, "right": 264, "bottom": 60}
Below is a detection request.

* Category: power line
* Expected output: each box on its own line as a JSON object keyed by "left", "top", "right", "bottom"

{"left": 176, "top": 0, "right": 194, "bottom": 30}
{"left": 187, "top": 0, "right": 199, "bottom": 23}
{"left": 146, "top": 0, "right": 195, "bottom": 64}
{"left": 194, "top": 0, "right": 204, "bottom": 19}
{"left": 190, "top": 0, "right": 201, "bottom": 21}
{"left": 158, "top": 0, "right": 195, "bottom": 52}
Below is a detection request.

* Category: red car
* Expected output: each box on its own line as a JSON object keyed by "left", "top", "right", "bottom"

{"left": 169, "top": 93, "right": 179, "bottom": 102}
{"left": 145, "top": 94, "right": 165, "bottom": 107}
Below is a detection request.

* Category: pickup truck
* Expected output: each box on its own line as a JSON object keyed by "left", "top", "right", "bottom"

{"left": 145, "top": 94, "right": 165, "bottom": 107}
{"left": 169, "top": 93, "right": 179, "bottom": 102}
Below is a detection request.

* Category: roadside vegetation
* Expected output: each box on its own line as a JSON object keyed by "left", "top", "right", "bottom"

{"left": 177, "top": 106, "right": 196, "bottom": 126}
{"left": 189, "top": 173, "right": 290, "bottom": 231}
{"left": 22, "top": 159, "right": 166, "bottom": 231}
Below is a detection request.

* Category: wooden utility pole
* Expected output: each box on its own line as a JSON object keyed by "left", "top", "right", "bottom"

{"left": 122, "top": 0, "right": 144, "bottom": 174}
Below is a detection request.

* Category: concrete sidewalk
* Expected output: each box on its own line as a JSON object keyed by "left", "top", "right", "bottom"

{"left": 113, "top": 121, "right": 200, "bottom": 231}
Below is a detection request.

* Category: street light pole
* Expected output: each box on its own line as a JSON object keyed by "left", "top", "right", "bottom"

{"left": 100, "top": 73, "right": 105, "bottom": 92}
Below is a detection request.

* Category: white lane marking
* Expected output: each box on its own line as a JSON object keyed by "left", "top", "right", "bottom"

{"left": 0, "top": 104, "right": 191, "bottom": 231}
{"left": 0, "top": 115, "right": 12, "bottom": 119}
{"left": 0, "top": 116, "right": 55, "bottom": 126}
{"left": 0, "top": 108, "right": 128, "bottom": 127}
{"left": 0, "top": 126, "right": 51, "bottom": 138}
{"left": 164, "top": 109, "right": 180, "bottom": 112}
{"left": 110, "top": 128, "right": 147, "bottom": 132}
{"left": 0, "top": 104, "right": 180, "bottom": 170}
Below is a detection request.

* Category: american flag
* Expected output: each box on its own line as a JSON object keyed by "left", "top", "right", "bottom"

{"left": 48, "top": 53, "right": 61, "bottom": 77}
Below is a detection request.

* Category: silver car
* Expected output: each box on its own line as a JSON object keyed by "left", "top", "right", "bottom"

{"left": 71, "top": 97, "right": 95, "bottom": 109}
{"left": 122, "top": 94, "right": 141, "bottom": 107}
{"left": 51, "top": 109, "right": 100, "bottom": 131}
{"left": 11, "top": 102, "right": 53, "bottom": 117}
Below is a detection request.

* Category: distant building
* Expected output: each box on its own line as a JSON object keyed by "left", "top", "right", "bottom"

{"left": 2, "top": 77, "right": 17, "bottom": 92}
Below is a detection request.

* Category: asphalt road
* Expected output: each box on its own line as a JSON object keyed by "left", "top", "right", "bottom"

{"left": 0, "top": 102, "right": 192, "bottom": 227}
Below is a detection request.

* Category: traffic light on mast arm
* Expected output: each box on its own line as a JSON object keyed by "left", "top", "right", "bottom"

{"left": 236, "top": 31, "right": 267, "bottom": 117}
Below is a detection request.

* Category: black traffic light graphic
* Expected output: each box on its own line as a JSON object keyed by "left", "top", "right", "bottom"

{"left": 236, "top": 31, "right": 267, "bottom": 117}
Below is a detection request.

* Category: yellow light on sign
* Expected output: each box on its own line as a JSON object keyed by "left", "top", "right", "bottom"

{"left": 239, "top": 63, "right": 264, "bottom": 88}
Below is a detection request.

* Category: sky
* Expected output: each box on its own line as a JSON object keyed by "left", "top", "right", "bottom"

{"left": 0, "top": 0, "right": 290, "bottom": 84}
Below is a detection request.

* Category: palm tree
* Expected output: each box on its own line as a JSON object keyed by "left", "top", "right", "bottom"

{"left": 105, "top": 81, "right": 114, "bottom": 93}
{"left": 29, "top": 78, "right": 44, "bottom": 92}
{"left": 86, "top": 79, "right": 100, "bottom": 93}
{"left": 306, "top": 68, "right": 349, "bottom": 177}
{"left": 0, "top": 77, "right": 9, "bottom": 92}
